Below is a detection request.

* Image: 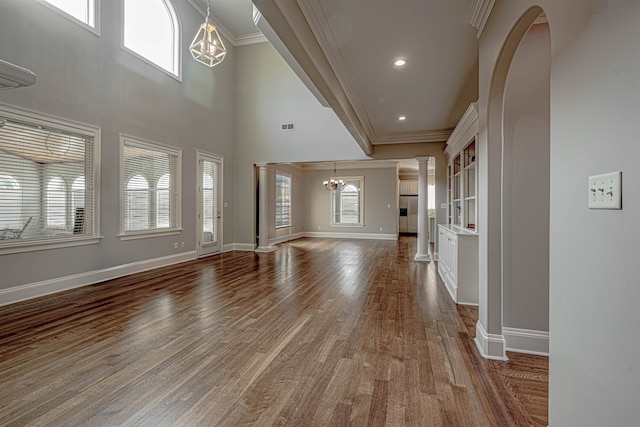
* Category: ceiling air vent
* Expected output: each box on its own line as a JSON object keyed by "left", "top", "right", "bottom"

{"left": 0, "top": 59, "right": 37, "bottom": 90}
{"left": 281, "top": 123, "right": 294, "bottom": 131}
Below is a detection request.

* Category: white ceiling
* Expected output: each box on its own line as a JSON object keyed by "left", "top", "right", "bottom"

{"left": 198, "top": 0, "right": 481, "bottom": 156}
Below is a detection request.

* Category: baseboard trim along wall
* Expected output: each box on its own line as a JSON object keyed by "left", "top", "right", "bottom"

{"left": 502, "top": 327, "right": 549, "bottom": 356}
{"left": 303, "top": 231, "right": 397, "bottom": 241}
{"left": 223, "top": 243, "right": 256, "bottom": 252}
{"left": 0, "top": 251, "right": 197, "bottom": 307}
{"left": 474, "top": 321, "right": 508, "bottom": 361}
{"left": 268, "top": 232, "right": 305, "bottom": 246}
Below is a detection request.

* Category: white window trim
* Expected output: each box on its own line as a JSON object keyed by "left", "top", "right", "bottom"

{"left": 118, "top": 133, "right": 182, "bottom": 240}
{"left": 120, "top": 0, "right": 182, "bottom": 81}
{"left": 36, "top": 0, "right": 102, "bottom": 36}
{"left": 0, "top": 103, "right": 102, "bottom": 255}
{"left": 275, "top": 170, "right": 292, "bottom": 229}
{"left": 330, "top": 176, "right": 365, "bottom": 227}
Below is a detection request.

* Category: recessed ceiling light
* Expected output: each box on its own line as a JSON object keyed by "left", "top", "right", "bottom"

{"left": 398, "top": 115, "right": 406, "bottom": 121}
{"left": 394, "top": 59, "right": 406, "bottom": 67}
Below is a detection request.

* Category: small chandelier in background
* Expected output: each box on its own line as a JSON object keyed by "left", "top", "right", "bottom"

{"left": 323, "top": 162, "right": 346, "bottom": 191}
{"left": 189, "top": 0, "right": 227, "bottom": 68}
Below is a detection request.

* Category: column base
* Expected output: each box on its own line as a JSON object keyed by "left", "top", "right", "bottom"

{"left": 255, "top": 246, "right": 277, "bottom": 253}
{"left": 414, "top": 253, "right": 431, "bottom": 262}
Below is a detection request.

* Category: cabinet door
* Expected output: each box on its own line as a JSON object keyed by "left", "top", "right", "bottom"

{"left": 448, "top": 235, "right": 457, "bottom": 282}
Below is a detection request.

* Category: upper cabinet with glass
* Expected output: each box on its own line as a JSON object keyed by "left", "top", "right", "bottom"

{"left": 445, "top": 103, "right": 478, "bottom": 232}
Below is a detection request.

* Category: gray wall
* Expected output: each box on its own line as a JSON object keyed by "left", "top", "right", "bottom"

{"left": 546, "top": 1, "right": 640, "bottom": 424}
{"left": 502, "top": 23, "right": 550, "bottom": 332}
{"left": 304, "top": 167, "right": 398, "bottom": 236}
{"left": 0, "top": 0, "right": 235, "bottom": 289}
{"left": 479, "top": 1, "right": 640, "bottom": 425}
{"left": 233, "top": 42, "right": 371, "bottom": 245}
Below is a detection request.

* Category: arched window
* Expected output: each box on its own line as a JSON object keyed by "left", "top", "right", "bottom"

{"left": 332, "top": 178, "right": 364, "bottom": 225}
{"left": 0, "top": 175, "right": 22, "bottom": 229}
{"left": 123, "top": 0, "right": 180, "bottom": 77}
{"left": 47, "top": 177, "right": 67, "bottom": 229}
{"left": 156, "top": 173, "right": 170, "bottom": 228}
{"left": 125, "top": 175, "right": 150, "bottom": 231}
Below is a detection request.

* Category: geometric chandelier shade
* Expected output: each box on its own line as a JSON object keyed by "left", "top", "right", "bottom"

{"left": 189, "top": 0, "right": 227, "bottom": 68}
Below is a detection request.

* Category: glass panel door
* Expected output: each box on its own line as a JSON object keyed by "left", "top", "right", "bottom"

{"left": 197, "top": 152, "right": 222, "bottom": 257}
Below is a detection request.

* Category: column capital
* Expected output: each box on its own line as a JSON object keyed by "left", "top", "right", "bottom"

{"left": 255, "top": 163, "right": 269, "bottom": 169}
{"left": 416, "top": 156, "right": 430, "bottom": 164}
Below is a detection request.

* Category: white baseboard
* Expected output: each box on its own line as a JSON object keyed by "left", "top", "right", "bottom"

{"left": 223, "top": 243, "right": 256, "bottom": 252}
{"left": 303, "top": 231, "right": 397, "bottom": 241}
{"left": 474, "top": 321, "right": 508, "bottom": 361}
{"left": 0, "top": 251, "right": 197, "bottom": 307}
{"left": 503, "top": 327, "right": 549, "bottom": 356}
{"left": 268, "top": 232, "right": 304, "bottom": 246}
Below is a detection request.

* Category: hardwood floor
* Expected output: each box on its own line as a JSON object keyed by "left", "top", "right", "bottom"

{"left": 0, "top": 237, "right": 548, "bottom": 426}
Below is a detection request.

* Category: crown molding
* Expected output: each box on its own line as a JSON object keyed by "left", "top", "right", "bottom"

{"left": 466, "top": 0, "right": 496, "bottom": 38}
{"left": 188, "top": 0, "right": 266, "bottom": 47}
{"left": 445, "top": 102, "right": 478, "bottom": 156}
{"left": 299, "top": 160, "right": 398, "bottom": 171}
{"left": 252, "top": 0, "right": 374, "bottom": 155}
{"left": 373, "top": 129, "right": 453, "bottom": 145}
{"left": 297, "top": 0, "right": 377, "bottom": 140}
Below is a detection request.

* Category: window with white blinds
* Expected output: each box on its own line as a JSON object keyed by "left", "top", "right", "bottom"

{"left": 119, "top": 134, "right": 181, "bottom": 238}
{"left": 331, "top": 177, "right": 364, "bottom": 225}
{"left": 275, "top": 172, "right": 291, "bottom": 228}
{"left": 0, "top": 105, "right": 99, "bottom": 251}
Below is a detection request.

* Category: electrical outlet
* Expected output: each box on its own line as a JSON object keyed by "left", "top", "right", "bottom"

{"left": 379, "top": 227, "right": 383, "bottom": 232}
{"left": 173, "top": 242, "right": 178, "bottom": 249}
{"left": 588, "top": 171, "right": 622, "bottom": 209}
{"left": 181, "top": 242, "right": 185, "bottom": 248}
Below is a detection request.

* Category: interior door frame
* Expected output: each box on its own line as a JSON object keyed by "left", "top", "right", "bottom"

{"left": 196, "top": 150, "right": 223, "bottom": 258}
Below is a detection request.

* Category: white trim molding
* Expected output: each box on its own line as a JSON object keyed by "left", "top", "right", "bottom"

{"left": 474, "top": 321, "right": 508, "bottom": 361}
{"left": 0, "top": 251, "right": 196, "bottom": 307}
{"left": 223, "top": 243, "right": 256, "bottom": 252}
{"left": 503, "top": 327, "right": 549, "bottom": 356}
{"left": 466, "top": 0, "right": 496, "bottom": 38}
{"left": 269, "top": 232, "right": 304, "bottom": 246}
{"left": 188, "top": 0, "right": 267, "bottom": 46}
{"left": 445, "top": 102, "right": 479, "bottom": 157}
{"left": 304, "top": 232, "right": 397, "bottom": 241}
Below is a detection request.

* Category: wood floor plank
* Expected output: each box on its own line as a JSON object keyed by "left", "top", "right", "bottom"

{"left": 0, "top": 237, "right": 548, "bottom": 426}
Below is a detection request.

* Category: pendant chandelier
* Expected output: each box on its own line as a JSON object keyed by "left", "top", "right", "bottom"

{"left": 323, "top": 162, "right": 346, "bottom": 191}
{"left": 189, "top": 0, "right": 227, "bottom": 68}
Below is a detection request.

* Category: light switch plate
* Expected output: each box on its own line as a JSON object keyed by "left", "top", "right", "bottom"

{"left": 588, "top": 171, "right": 622, "bottom": 209}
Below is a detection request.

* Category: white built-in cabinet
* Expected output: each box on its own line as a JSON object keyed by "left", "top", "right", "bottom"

{"left": 438, "top": 102, "right": 479, "bottom": 305}
{"left": 438, "top": 225, "right": 478, "bottom": 305}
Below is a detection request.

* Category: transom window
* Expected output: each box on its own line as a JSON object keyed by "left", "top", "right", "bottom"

{"left": 123, "top": 0, "right": 180, "bottom": 78}
{"left": 0, "top": 104, "right": 99, "bottom": 252}
{"left": 331, "top": 177, "right": 364, "bottom": 226}
{"left": 275, "top": 172, "right": 291, "bottom": 228}
{"left": 39, "top": 0, "right": 98, "bottom": 32}
{"left": 120, "top": 134, "right": 181, "bottom": 238}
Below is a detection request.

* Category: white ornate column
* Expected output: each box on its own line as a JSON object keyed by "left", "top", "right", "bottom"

{"left": 415, "top": 156, "right": 431, "bottom": 261}
{"left": 255, "top": 163, "right": 276, "bottom": 252}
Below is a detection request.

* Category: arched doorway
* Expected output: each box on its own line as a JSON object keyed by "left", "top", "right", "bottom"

{"left": 476, "top": 6, "right": 550, "bottom": 361}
